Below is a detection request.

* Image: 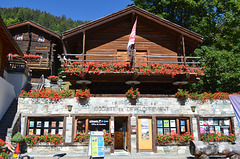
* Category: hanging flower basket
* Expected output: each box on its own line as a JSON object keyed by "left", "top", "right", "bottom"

{"left": 175, "top": 89, "right": 189, "bottom": 105}
{"left": 75, "top": 89, "right": 90, "bottom": 105}
{"left": 126, "top": 87, "right": 140, "bottom": 105}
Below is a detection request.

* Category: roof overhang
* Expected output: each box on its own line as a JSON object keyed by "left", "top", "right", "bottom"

{"left": 7, "top": 20, "right": 61, "bottom": 39}
{"left": 62, "top": 6, "right": 203, "bottom": 44}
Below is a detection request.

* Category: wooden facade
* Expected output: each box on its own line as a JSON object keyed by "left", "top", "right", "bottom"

{"left": 61, "top": 6, "right": 204, "bottom": 94}
{"left": 0, "top": 16, "right": 23, "bottom": 77}
{"left": 7, "top": 21, "right": 63, "bottom": 77}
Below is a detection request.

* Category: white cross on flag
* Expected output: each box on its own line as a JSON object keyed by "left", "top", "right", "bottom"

{"left": 127, "top": 18, "right": 137, "bottom": 55}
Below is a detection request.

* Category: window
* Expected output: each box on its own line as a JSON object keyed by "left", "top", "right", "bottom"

{"left": 28, "top": 117, "right": 64, "bottom": 135}
{"left": 199, "top": 118, "right": 231, "bottom": 135}
{"left": 75, "top": 117, "right": 110, "bottom": 135}
{"left": 16, "top": 34, "right": 23, "bottom": 40}
{"left": 38, "top": 36, "right": 45, "bottom": 42}
{"left": 157, "top": 118, "right": 189, "bottom": 135}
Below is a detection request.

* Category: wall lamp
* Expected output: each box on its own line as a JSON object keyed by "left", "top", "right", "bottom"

{"left": 191, "top": 106, "right": 196, "bottom": 112}
{"left": 67, "top": 105, "right": 73, "bottom": 112}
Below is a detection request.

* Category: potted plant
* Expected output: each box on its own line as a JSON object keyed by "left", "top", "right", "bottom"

{"left": 175, "top": 89, "right": 189, "bottom": 105}
{"left": 126, "top": 87, "right": 140, "bottom": 105}
{"left": 11, "top": 132, "right": 25, "bottom": 154}
{"left": 75, "top": 89, "right": 90, "bottom": 104}
{"left": 48, "top": 75, "right": 59, "bottom": 84}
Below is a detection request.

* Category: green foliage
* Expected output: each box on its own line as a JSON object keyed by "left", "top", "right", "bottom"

{"left": 0, "top": 7, "right": 89, "bottom": 33}
{"left": 132, "top": 0, "right": 240, "bottom": 93}
{"left": 190, "top": 46, "right": 240, "bottom": 93}
{"left": 11, "top": 132, "right": 25, "bottom": 143}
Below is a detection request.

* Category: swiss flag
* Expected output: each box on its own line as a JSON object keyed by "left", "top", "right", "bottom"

{"left": 127, "top": 18, "right": 137, "bottom": 55}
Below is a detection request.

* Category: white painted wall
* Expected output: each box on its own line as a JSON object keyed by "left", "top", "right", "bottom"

{"left": 4, "top": 72, "right": 28, "bottom": 96}
{"left": 0, "top": 77, "right": 16, "bottom": 120}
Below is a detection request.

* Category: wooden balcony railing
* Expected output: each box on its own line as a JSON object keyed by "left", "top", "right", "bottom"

{"left": 26, "top": 58, "right": 50, "bottom": 68}
{"left": 61, "top": 53, "right": 205, "bottom": 77}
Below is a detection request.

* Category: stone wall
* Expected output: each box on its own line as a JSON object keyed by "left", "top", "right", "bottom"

{"left": 18, "top": 97, "right": 240, "bottom": 155}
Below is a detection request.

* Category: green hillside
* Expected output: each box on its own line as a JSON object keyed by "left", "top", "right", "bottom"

{"left": 0, "top": 7, "right": 89, "bottom": 34}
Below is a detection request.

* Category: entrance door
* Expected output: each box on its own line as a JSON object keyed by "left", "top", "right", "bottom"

{"left": 114, "top": 117, "right": 128, "bottom": 150}
{"left": 138, "top": 118, "right": 152, "bottom": 151}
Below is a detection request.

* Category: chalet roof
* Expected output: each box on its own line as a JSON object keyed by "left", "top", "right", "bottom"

{"left": 62, "top": 6, "right": 203, "bottom": 43}
{"left": 7, "top": 20, "right": 61, "bottom": 39}
{"left": 0, "top": 16, "right": 23, "bottom": 56}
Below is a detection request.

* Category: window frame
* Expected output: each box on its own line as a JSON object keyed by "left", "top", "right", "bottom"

{"left": 27, "top": 117, "right": 65, "bottom": 136}
{"left": 198, "top": 117, "right": 233, "bottom": 135}
{"left": 156, "top": 117, "right": 190, "bottom": 135}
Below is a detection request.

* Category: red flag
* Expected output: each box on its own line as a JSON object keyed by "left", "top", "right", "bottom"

{"left": 127, "top": 18, "right": 137, "bottom": 55}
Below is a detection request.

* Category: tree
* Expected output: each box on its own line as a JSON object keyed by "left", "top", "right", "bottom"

{"left": 132, "top": 0, "right": 240, "bottom": 93}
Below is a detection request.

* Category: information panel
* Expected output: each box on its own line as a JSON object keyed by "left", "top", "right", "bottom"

{"left": 88, "top": 131, "right": 104, "bottom": 158}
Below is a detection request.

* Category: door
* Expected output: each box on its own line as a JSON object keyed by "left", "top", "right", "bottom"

{"left": 138, "top": 118, "right": 152, "bottom": 150}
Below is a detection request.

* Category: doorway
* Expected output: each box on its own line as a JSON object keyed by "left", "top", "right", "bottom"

{"left": 114, "top": 117, "right": 128, "bottom": 151}
{"left": 138, "top": 118, "right": 152, "bottom": 151}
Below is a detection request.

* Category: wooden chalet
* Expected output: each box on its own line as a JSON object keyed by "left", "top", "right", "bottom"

{"left": 0, "top": 16, "right": 23, "bottom": 77}
{"left": 62, "top": 6, "right": 204, "bottom": 94}
{"left": 7, "top": 21, "right": 63, "bottom": 78}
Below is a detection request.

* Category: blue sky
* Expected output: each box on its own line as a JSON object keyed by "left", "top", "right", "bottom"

{"left": 0, "top": 0, "right": 134, "bottom": 21}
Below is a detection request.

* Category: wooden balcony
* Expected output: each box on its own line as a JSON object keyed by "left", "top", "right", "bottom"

{"left": 61, "top": 53, "right": 204, "bottom": 86}
{"left": 26, "top": 58, "right": 50, "bottom": 70}
{"left": 6, "top": 61, "right": 30, "bottom": 77}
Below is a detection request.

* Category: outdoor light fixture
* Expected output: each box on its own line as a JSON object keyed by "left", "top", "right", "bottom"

{"left": 67, "top": 105, "right": 73, "bottom": 112}
{"left": 172, "top": 81, "right": 188, "bottom": 86}
{"left": 191, "top": 106, "right": 196, "bottom": 112}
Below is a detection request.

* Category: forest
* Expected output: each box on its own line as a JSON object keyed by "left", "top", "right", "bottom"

{"left": 0, "top": 7, "right": 89, "bottom": 34}
{"left": 1, "top": 0, "right": 240, "bottom": 93}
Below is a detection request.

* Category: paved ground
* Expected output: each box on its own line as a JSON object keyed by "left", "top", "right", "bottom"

{"left": 20, "top": 152, "right": 194, "bottom": 159}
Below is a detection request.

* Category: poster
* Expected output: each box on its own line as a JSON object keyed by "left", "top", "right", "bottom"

{"left": 36, "top": 129, "right": 41, "bottom": 135}
{"left": 181, "top": 126, "right": 185, "bottom": 132}
{"left": 203, "top": 119, "right": 209, "bottom": 125}
{"left": 164, "top": 128, "right": 170, "bottom": 134}
{"left": 224, "top": 119, "right": 230, "bottom": 126}
{"left": 29, "top": 121, "right": 34, "bottom": 127}
{"left": 199, "top": 119, "right": 204, "bottom": 125}
{"left": 164, "top": 120, "right": 169, "bottom": 127}
{"left": 209, "top": 126, "right": 215, "bottom": 133}
{"left": 180, "top": 120, "right": 185, "bottom": 126}
{"left": 223, "top": 129, "right": 229, "bottom": 135}
{"left": 215, "top": 126, "right": 221, "bottom": 134}
{"left": 44, "top": 129, "right": 48, "bottom": 135}
{"left": 90, "top": 132, "right": 104, "bottom": 157}
{"left": 157, "top": 128, "right": 163, "bottom": 135}
{"left": 213, "top": 119, "right": 218, "bottom": 126}
{"left": 200, "top": 126, "right": 205, "bottom": 134}
{"left": 59, "top": 121, "right": 63, "bottom": 127}
{"left": 58, "top": 129, "right": 63, "bottom": 135}
{"left": 29, "top": 129, "right": 33, "bottom": 135}
{"left": 208, "top": 118, "right": 213, "bottom": 125}
{"left": 37, "top": 121, "right": 42, "bottom": 127}
{"left": 51, "top": 121, "right": 56, "bottom": 127}
{"left": 141, "top": 119, "right": 149, "bottom": 140}
{"left": 157, "top": 120, "right": 163, "bottom": 127}
{"left": 51, "top": 129, "right": 56, "bottom": 135}
{"left": 219, "top": 119, "right": 224, "bottom": 126}
{"left": 170, "top": 120, "right": 176, "bottom": 127}
{"left": 44, "top": 121, "right": 49, "bottom": 127}
{"left": 171, "top": 128, "right": 176, "bottom": 134}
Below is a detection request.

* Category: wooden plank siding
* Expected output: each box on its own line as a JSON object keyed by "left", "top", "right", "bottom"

{"left": 72, "top": 20, "right": 179, "bottom": 64}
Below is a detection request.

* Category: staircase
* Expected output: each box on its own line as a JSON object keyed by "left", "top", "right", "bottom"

{"left": 0, "top": 99, "right": 18, "bottom": 141}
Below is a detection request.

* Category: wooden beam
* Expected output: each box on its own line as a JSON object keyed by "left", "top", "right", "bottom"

{"left": 182, "top": 35, "right": 186, "bottom": 66}
{"left": 81, "top": 31, "right": 86, "bottom": 78}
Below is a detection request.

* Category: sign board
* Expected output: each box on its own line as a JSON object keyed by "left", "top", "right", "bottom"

{"left": 88, "top": 131, "right": 104, "bottom": 158}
